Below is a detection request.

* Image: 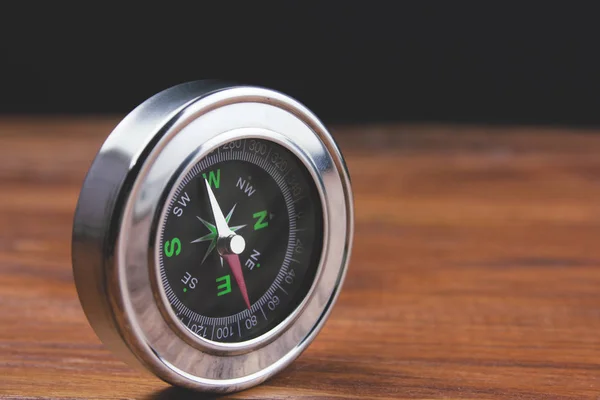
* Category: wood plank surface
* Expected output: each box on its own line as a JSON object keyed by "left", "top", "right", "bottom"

{"left": 1, "top": 118, "right": 600, "bottom": 399}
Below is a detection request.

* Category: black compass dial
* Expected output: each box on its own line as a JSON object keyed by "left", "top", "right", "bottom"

{"left": 157, "top": 138, "right": 324, "bottom": 343}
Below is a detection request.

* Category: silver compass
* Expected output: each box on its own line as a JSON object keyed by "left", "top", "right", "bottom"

{"left": 71, "top": 80, "right": 354, "bottom": 393}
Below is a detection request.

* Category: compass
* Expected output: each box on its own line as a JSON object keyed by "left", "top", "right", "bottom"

{"left": 71, "top": 81, "right": 353, "bottom": 393}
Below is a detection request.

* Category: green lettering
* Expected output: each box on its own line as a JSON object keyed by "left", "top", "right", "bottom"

{"left": 253, "top": 210, "right": 268, "bottom": 231}
{"left": 216, "top": 274, "right": 231, "bottom": 296}
{"left": 164, "top": 238, "right": 181, "bottom": 257}
{"left": 202, "top": 169, "right": 221, "bottom": 189}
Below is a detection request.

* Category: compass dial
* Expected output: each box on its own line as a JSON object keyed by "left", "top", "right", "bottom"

{"left": 158, "top": 138, "right": 324, "bottom": 343}
{"left": 72, "top": 81, "right": 353, "bottom": 392}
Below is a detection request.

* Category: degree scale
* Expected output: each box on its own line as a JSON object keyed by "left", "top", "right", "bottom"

{"left": 72, "top": 81, "right": 354, "bottom": 393}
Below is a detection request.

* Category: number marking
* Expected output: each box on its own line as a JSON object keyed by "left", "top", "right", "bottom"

{"left": 267, "top": 295, "right": 280, "bottom": 311}
{"left": 294, "top": 238, "right": 304, "bottom": 254}
{"left": 216, "top": 326, "right": 233, "bottom": 339}
{"left": 245, "top": 315, "right": 258, "bottom": 329}
{"left": 284, "top": 269, "right": 295, "bottom": 284}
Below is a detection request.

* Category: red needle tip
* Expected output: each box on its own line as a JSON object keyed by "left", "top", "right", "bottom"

{"left": 223, "top": 254, "right": 251, "bottom": 309}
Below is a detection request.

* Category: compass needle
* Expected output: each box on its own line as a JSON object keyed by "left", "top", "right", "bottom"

{"left": 223, "top": 254, "right": 251, "bottom": 309}
{"left": 203, "top": 179, "right": 252, "bottom": 306}
{"left": 204, "top": 179, "right": 231, "bottom": 236}
{"left": 72, "top": 81, "right": 353, "bottom": 393}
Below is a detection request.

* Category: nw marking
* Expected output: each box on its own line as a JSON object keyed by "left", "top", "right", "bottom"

{"left": 236, "top": 177, "right": 256, "bottom": 197}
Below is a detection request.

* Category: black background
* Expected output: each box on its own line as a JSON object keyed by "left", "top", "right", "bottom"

{"left": 1, "top": 3, "right": 599, "bottom": 127}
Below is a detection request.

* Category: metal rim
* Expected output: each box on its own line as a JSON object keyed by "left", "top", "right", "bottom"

{"left": 72, "top": 82, "right": 354, "bottom": 393}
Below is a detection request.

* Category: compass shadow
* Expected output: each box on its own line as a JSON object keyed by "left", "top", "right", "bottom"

{"left": 146, "top": 386, "right": 221, "bottom": 400}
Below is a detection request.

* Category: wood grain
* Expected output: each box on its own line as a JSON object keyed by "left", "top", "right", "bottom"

{"left": 2, "top": 118, "right": 600, "bottom": 399}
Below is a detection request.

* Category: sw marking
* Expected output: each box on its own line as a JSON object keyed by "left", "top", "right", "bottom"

{"left": 173, "top": 192, "right": 190, "bottom": 217}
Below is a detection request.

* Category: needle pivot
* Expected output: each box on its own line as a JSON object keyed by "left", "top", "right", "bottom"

{"left": 219, "top": 234, "right": 246, "bottom": 255}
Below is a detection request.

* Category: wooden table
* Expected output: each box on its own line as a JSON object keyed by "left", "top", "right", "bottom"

{"left": 2, "top": 118, "right": 600, "bottom": 399}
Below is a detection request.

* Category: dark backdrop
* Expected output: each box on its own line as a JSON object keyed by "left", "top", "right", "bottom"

{"left": 1, "top": 3, "right": 599, "bottom": 127}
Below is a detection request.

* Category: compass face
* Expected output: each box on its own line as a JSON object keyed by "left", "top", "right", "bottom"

{"left": 157, "top": 138, "right": 324, "bottom": 343}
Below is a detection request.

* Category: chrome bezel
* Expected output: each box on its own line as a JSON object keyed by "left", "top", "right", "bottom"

{"left": 72, "top": 82, "right": 353, "bottom": 393}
